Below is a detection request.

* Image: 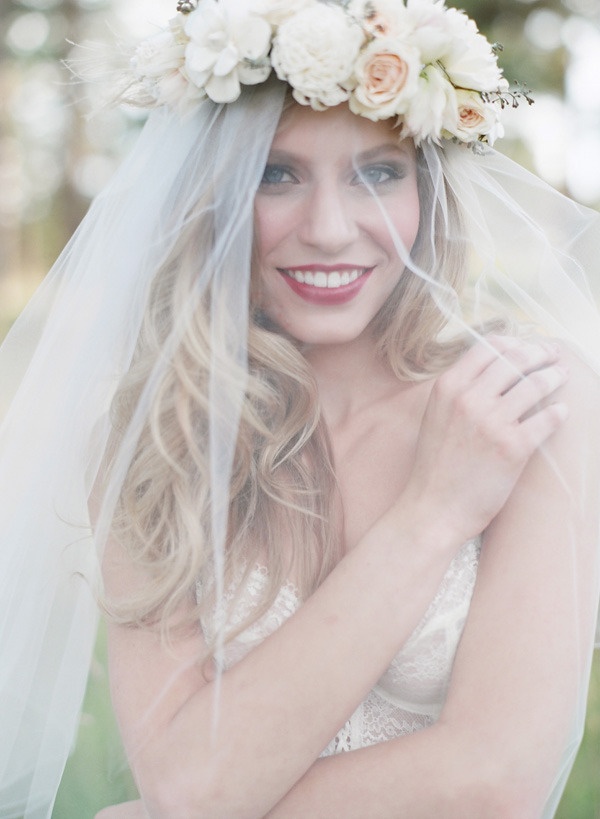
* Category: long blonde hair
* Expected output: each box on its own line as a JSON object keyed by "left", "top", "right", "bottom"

{"left": 107, "top": 127, "right": 466, "bottom": 642}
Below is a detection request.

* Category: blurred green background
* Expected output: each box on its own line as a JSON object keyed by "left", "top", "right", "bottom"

{"left": 0, "top": 0, "right": 599, "bottom": 816}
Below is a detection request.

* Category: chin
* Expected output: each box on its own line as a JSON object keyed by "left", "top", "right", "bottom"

{"left": 276, "top": 318, "right": 375, "bottom": 348}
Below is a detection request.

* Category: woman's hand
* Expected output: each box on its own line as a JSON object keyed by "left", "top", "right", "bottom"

{"left": 401, "top": 336, "right": 569, "bottom": 544}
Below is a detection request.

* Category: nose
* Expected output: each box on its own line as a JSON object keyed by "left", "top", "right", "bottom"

{"left": 296, "top": 180, "right": 360, "bottom": 255}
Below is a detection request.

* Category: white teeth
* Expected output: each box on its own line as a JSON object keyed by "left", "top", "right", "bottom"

{"left": 285, "top": 268, "right": 367, "bottom": 289}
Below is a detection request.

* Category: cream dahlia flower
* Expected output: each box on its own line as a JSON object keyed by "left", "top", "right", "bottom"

{"left": 271, "top": 4, "right": 365, "bottom": 110}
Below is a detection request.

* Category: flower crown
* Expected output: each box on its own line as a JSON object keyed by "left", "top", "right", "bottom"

{"left": 128, "top": 0, "right": 531, "bottom": 146}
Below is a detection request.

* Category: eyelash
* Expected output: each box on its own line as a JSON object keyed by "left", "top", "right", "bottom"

{"left": 260, "top": 165, "right": 298, "bottom": 186}
{"left": 259, "top": 161, "right": 409, "bottom": 189}
{"left": 353, "top": 163, "right": 407, "bottom": 186}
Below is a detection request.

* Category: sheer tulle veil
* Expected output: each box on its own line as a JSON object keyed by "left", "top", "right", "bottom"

{"left": 0, "top": 69, "right": 599, "bottom": 819}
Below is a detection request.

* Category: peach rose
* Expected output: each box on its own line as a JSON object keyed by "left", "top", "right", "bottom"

{"left": 458, "top": 104, "right": 485, "bottom": 130}
{"left": 350, "top": 40, "right": 419, "bottom": 121}
{"left": 444, "top": 89, "right": 503, "bottom": 144}
{"left": 367, "top": 53, "right": 407, "bottom": 96}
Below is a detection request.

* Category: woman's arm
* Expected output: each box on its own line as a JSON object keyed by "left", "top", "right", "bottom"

{"left": 104, "top": 339, "right": 572, "bottom": 819}
{"left": 105, "top": 496, "right": 466, "bottom": 818}
{"left": 260, "top": 350, "right": 600, "bottom": 819}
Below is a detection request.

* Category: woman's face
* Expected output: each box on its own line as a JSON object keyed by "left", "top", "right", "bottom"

{"left": 253, "top": 103, "right": 420, "bottom": 347}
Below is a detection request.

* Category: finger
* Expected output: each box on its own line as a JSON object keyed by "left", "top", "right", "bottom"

{"left": 498, "top": 363, "right": 569, "bottom": 422}
{"left": 475, "top": 341, "right": 561, "bottom": 397}
{"left": 518, "top": 401, "right": 569, "bottom": 452}
{"left": 445, "top": 334, "right": 521, "bottom": 386}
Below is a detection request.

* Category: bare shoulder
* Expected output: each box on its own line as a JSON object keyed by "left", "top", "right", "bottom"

{"left": 491, "top": 339, "right": 600, "bottom": 534}
{"left": 553, "top": 340, "right": 600, "bottom": 428}
{"left": 557, "top": 339, "right": 600, "bottom": 381}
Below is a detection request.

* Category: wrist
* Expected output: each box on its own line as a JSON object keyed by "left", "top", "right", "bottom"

{"left": 346, "top": 496, "right": 468, "bottom": 642}
{"left": 384, "top": 490, "right": 466, "bottom": 558}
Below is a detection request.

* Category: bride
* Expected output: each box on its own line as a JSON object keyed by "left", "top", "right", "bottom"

{"left": 1, "top": 2, "right": 599, "bottom": 817}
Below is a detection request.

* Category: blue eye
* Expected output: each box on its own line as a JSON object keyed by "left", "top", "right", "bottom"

{"left": 260, "top": 165, "right": 297, "bottom": 186}
{"left": 355, "top": 163, "right": 407, "bottom": 186}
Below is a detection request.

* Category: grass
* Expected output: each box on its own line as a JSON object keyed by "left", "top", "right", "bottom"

{"left": 556, "top": 652, "right": 600, "bottom": 819}
{"left": 53, "top": 633, "right": 600, "bottom": 819}
{"left": 52, "top": 626, "right": 138, "bottom": 819}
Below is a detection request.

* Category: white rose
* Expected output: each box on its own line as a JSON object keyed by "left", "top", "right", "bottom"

{"left": 405, "top": 0, "right": 456, "bottom": 63}
{"left": 271, "top": 5, "right": 365, "bottom": 110}
{"left": 443, "top": 89, "right": 503, "bottom": 144}
{"left": 184, "top": 0, "right": 272, "bottom": 104}
{"left": 350, "top": 38, "right": 420, "bottom": 121}
{"left": 442, "top": 21, "right": 507, "bottom": 93}
{"left": 402, "top": 62, "right": 457, "bottom": 143}
{"left": 405, "top": 2, "right": 506, "bottom": 93}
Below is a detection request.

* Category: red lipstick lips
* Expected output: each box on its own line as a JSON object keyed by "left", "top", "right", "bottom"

{"left": 278, "top": 265, "right": 373, "bottom": 306}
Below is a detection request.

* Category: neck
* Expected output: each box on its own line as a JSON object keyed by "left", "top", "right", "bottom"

{"left": 304, "top": 333, "right": 404, "bottom": 427}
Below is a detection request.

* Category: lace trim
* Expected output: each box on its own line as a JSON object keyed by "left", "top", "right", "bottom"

{"left": 198, "top": 566, "right": 301, "bottom": 667}
{"left": 321, "top": 690, "right": 434, "bottom": 756}
{"left": 199, "top": 537, "right": 481, "bottom": 752}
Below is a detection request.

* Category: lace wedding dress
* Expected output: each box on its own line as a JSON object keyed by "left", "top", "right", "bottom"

{"left": 199, "top": 538, "right": 481, "bottom": 755}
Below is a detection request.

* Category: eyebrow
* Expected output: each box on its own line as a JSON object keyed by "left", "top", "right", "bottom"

{"left": 266, "top": 143, "right": 413, "bottom": 164}
{"left": 353, "top": 144, "right": 414, "bottom": 162}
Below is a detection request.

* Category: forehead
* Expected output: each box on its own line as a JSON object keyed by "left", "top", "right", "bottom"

{"left": 270, "top": 103, "right": 416, "bottom": 161}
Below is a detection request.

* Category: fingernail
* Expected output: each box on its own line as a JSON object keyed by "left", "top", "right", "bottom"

{"left": 554, "top": 402, "right": 569, "bottom": 420}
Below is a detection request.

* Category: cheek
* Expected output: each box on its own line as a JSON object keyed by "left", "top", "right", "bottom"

{"left": 251, "top": 203, "right": 290, "bottom": 311}
{"left": 253, "top": 199, "right": 295, "bottom": 263}
{"left": 385, "top": 188, "right": 421, "bottom": 256}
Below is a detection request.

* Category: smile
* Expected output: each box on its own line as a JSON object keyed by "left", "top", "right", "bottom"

{"left": 281, "top": 267, "right": 369, "bottom": 290}
{"left": 277, "top": 265, "right": 374, "bottom": 306}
